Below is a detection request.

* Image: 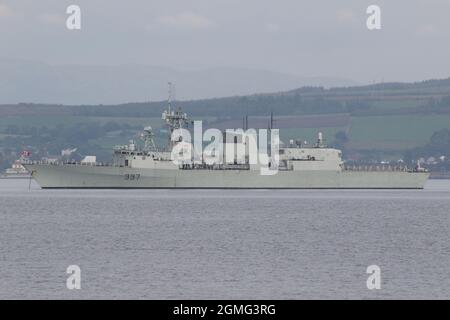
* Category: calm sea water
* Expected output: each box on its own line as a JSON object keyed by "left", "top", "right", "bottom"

{"left": 0, "top": 179, "right": 449, "bottom": 299}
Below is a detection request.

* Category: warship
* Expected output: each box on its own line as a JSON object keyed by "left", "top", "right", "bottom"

{"left": 24, "top": 96, "right": 429, "bottom": 189}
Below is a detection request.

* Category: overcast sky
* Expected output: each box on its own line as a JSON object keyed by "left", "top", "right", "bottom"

{"left": 1, "top": 0, "right": 450, "bottom": 84}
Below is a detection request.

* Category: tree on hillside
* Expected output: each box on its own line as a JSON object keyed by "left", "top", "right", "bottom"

{"left": 332, "top": 131, "right": 349, "bottom": 150}
{"left": 405, "top": 128, "right": 450, "bottom": 162}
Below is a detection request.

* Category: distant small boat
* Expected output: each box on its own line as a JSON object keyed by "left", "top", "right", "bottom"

{"left": 0, "top": 160, "right": 31, "bottom": 179}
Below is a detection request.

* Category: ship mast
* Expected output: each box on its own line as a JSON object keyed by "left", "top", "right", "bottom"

{"left": 161, "top": 82, "right": 190, "bottom": 149}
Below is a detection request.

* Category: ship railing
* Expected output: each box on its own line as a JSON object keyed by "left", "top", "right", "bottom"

{"left": 22, "top": 160, "right": 115, "bottom": 167}
{"left": 179, "top": 163, "right": 251, "bottom": 170}
{"left": 344, "top": 165, "right": 410, "bottom": 172}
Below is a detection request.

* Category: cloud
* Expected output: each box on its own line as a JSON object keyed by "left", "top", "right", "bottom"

{"left": 38, "top": 13, "right": 65, "bottom": 25}
{"left": 155, "top": 12, "right": 216, "bottom": 30}
{"left": 336, "top": 9, "right": 356, "bottom": 23}
{"left": 266, "top": 23, "right": 281, "bottom": 33}
{"left": 416, "top": 24, "right": 439, "bottom": 37}
{"left": 0, "top": 4, "right": 13, "bottom": 18}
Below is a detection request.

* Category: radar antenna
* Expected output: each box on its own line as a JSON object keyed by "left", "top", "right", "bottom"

{"left": 141, "top": 126, "right": 157, "bottom": 152}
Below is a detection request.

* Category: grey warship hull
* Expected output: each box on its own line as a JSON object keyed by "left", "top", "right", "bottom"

{"left": 25, "top": 164, "right": 430, "bottom": 189}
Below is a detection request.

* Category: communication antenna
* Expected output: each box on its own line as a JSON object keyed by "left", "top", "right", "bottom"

{"left": 270, "top": 112, "right": 274, "bottom": 130}
{"left": 167, "top": 82, "right": 178, "bottom": 113}
{"left": 162, "top": 82, "right": 189, "bottom": 149}
{"left": 267, "top": 112, "right": 274, "bottom": 131}
{"left": 267, "top": 112, "right": 275, "bottom": 157}
{"left": 168, "top": 82, "right": 174, "bottom": 112}
{"left": 243, "top": 115, "right": 248, "bottom": 131}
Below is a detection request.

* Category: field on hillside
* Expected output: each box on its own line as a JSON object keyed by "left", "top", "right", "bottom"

{"left": 347, "top": 115, "right": 450, "bottom": 149}
{"left": 2, "top": 113, "right": 449, "bottom": 154}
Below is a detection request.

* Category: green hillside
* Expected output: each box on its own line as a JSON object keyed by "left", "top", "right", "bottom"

{"left": 2, "top": 77, "right": 450, "bottom": 169}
